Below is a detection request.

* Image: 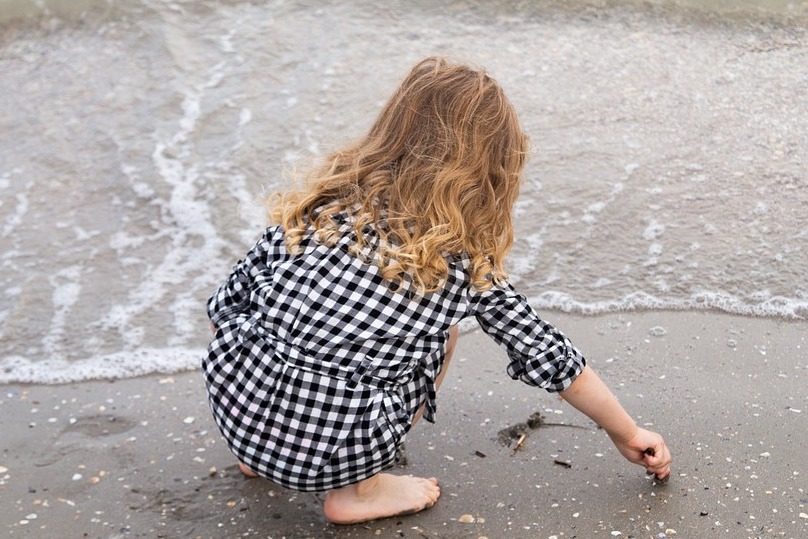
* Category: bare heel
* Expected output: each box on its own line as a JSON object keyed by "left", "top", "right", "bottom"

{"left": 238, "top": 461, "right": 258, "bottom": 478}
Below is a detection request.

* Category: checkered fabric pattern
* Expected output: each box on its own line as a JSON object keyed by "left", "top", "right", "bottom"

{"left": 202, "top": 216, "right": 586, "bottom": 491}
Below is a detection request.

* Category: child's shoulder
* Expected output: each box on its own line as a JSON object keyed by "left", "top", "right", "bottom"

{"left": 259, "top": 223, "right": 285, "bottom": 245}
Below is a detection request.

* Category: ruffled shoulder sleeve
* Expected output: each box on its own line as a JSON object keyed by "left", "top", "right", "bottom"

{"left": 467, "top": 280, "right": 586, "bottom": 392}
{"left": 207, "top": 226, "right": 284, "bottom": 327}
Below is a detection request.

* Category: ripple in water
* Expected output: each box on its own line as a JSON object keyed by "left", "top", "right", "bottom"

{"left": 0, "top": 0, "right": 806, "bottom": 382}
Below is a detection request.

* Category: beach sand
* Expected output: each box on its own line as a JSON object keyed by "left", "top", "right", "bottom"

{"left": 2, "top": 311, "right": 806, "bottom": 538}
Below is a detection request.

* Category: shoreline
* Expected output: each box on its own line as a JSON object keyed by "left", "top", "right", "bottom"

{"left": 2, "top": 311, "right": 806, "bottom": 538}
{"left": 3, "top": 305, "right": 807, "bottom": 386}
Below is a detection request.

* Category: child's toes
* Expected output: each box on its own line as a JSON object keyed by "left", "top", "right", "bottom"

{"left": 427, "top": 484, "right": 441, "bottom": 504}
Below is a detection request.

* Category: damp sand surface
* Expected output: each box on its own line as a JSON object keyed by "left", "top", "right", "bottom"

{"left": 2, "top": 313, "right": 806, "bottom": 538}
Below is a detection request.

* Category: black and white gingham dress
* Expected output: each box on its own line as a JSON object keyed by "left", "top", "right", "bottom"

{"left": 203, "top": 215, "right": 586, "bottom": 492}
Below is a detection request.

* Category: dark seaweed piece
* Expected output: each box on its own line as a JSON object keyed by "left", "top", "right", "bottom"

{"left": 526, "top": 412, "right": 544, "bottom": 429}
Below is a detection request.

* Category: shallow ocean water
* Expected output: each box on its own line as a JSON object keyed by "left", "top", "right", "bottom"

{"left": 0, "top": 0, "right": 806, "bottom": 382}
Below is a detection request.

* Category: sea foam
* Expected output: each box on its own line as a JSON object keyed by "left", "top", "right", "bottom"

{"left": 529, "top": 290, "right": 808, "bottom": 320}
{"left": 0, "top": 348, "right": 204, "bottom": 385}
{"left": 2, "top": 0, "right": 806, "bottom": 385}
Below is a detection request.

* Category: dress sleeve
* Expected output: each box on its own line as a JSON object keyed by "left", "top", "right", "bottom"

{"left": 468, "top": 280, "right": 586, "bottom": 392}
{"left": 207, "top": 226, "right": 278, "bottom": 328}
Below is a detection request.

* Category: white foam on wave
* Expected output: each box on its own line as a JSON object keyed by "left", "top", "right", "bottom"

{"left": 4, "top": 287, "right": 804, "bottom": 384}
{"left": 218, "top": 28, "right": 236, "bottom": 54}
{"left": 593, "top": 277, "right": 612, "bottom": 288}
{"left": 579, "top": 179, "right": 626, "bottom": 228}
{"left": 239, "top": 107, "right": 252, "bottom": 126}
{"left": 642, "top": 219, "right": 665, "bottom": 241}
{"left": 99, "top": 54, "right": 239, "bottom": 348}
{"left": 508, "top": 227, "right": 546, "bottom": 279}
{"left": 42, "top": 266, "right": 82, "bottom": 359}
{"left": 0, "top": 347, "right": 204, "bottom": 385}
{"left": 529, "top": 290, "right": 808, "bottom": 319}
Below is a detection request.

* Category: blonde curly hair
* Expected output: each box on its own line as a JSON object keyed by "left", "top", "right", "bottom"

{"left": 269, "top": 57, "right": 529, "bottom": 292}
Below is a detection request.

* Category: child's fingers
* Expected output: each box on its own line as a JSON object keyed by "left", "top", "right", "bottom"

{"left": 643, "top": 446, "right": 667, "bottom": 468}
{"left": 643, "top": 443, "right": 672, "bottom": 478}
{"left": 646, "top": 457, "right": 670, "bottom": 476}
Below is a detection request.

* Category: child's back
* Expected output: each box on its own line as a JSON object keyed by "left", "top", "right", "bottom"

{"left": 204, "top": 212, "right": 468, "bottom": 491}
{"left": 203, "top": 57, "right": 671, "bottom": 525}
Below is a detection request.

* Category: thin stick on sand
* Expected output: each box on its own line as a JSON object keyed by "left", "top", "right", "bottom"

{"left": 512, "top": 433, "right": 527, "bottom": 454}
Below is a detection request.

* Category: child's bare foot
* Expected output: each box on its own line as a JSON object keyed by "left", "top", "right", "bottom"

{"left": 323, "top": 473, "right": 440, "bottom": 524}
{"left": 238, "top": 461, "right": 258, "bottom": 478}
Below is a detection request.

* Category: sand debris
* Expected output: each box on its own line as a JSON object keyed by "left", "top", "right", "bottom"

{"left": 512, "top": 433, "right": 527, "bottom": 453}
{"left": 457, "top": 514, "right": 475, "bottom": 523}
{"left": 498, "top": 411, "right": 590, "bottom": 452}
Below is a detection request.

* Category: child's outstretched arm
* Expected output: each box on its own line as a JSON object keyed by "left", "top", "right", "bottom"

{"left": 560, "top": 365, "right": 672, "bottom": 480}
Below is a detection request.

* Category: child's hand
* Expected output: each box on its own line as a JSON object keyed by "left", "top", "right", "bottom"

{"left": 558, "top": 367, "right": 671, "bottom": 480}
{"left": 610, "top": 427, "right": 672, "bottom": 480}
{"left": 209, "top": 322, "right": 217, "bottom": 335}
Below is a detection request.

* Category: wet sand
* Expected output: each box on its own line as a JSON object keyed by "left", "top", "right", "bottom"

{"left": 2, "top": 311, "right": 806, "bottom": 538}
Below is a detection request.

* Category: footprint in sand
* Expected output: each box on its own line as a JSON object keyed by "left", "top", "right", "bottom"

{"left": 60, "top": 414, "right": 136, "bottom": 438}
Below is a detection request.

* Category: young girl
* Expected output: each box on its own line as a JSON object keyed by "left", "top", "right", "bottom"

{"left": 203, "top": 57, "right": 672, "bottom": 525}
